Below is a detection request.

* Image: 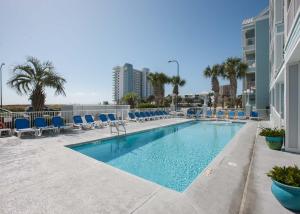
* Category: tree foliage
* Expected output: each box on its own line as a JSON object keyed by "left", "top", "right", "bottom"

{"left": 7, "top": 56, "right": 66, "bottom": 111}
{"left": 122, "top": 92, "right": 138, "bottom": 108}
{"left": 147, "top": 72, "right": 170, "bottom": 106}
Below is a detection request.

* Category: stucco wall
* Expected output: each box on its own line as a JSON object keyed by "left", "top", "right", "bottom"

{"left": 255, "top": 18, "right": 270, "bottom": 110}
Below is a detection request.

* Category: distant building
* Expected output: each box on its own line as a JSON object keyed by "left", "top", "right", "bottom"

{"left": 219, "top": 85, "right": 231, "bottom": 97}
{"left": 112, "top": 63, "right": 153, "bottom": 103}
{"left": 178, "top": 94, "right": 204, "bottom": 106}
{"left": 241, "top": 8, "right": 270, "bottom": 109}
{"left": 219, "top": 84, "right": 231, "bottom": 106}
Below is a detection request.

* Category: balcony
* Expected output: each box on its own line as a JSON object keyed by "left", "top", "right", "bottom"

{"left": 247, "top": 81, "right": 256, "bottom": 89}
{"left": 245, "top": 60, "right": 256, "bottom": 72}
{"left": 243, "top": 38, "right": 255, "bottom": 51}
{"left": 287, "top": 0, "right": 300, "bottom": 36}
{"left": 285, "top": 1, "right": 300, "bottom": 61}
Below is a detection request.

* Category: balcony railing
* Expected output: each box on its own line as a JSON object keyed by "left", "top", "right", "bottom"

{"left": 247, "top": 81, "right": 256, "bottom": 89}
{"left": 245, "top": 60, "right": 255, "bottom": 72}
{"left": 245, "top": 37, "right": 255, "bottom": 46}
{"left": 287, "top": 0, "right": 300, "bottom": 36}
{"left": 243, "top": 37, "right": 255, "bottom": 50}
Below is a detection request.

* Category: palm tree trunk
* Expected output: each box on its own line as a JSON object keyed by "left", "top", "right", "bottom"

{"left": 214, "top": 92, "right": 219, "bottom": 109}
{"left": 153, "top": 85, "right": 160, "bottom": 106}
{"left": 229, "top": 77, "right": 237, "bottom": 108}
{"left": 31, "top": 88, "right": 45, "bottom": 111}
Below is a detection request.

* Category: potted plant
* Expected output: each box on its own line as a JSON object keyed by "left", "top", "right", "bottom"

{"left": 259, "top": 128, "right": 285, "bottom": 150}
{"left": 267, "top": 165, "right": 300, "bottom": 211}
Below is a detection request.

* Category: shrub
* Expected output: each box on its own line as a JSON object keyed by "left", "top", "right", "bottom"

{"left": 259, "top": 128, "right": 285, "bottom": 137}
{"left": 137, "top": 103, "right": 157, "bottom": 109}
{"left": 267, "top": 165, "right": 300, "bottom": 187}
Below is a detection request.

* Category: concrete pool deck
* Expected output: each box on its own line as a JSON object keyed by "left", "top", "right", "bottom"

{"left": 0, "top": 118, "right": 290, "bottom": 214}
{"left": 240, "top": 121, "right": 300, "bottom": 214}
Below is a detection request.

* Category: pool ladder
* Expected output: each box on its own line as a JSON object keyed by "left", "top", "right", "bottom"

{"left": 110, "top": 123, "right": 126, "bottom": 135}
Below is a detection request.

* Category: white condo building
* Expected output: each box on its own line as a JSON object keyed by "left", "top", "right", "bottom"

{"left": 112, "top": 63, "right": 153, "bottom": 103}
{"left": 269, "top": 0, "right": 300, "bottom": 153}
{"left": 242, "top": 8, "right": 270, "bottom": 111}
{"left": 242, "top": 0, "right": 300, "bottom": 153}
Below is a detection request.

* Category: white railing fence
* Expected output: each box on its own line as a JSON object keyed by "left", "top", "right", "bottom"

{"left": 0, "top": 107, "right": 270, "bottom": 129}
{"left": 0, "top": 109, "right": 127, "bottom": 129}
{"left": 0, "top": 108, "right": 172, "bottom": 129}
{"left": 181, "top": 107, "right": 270, "bottom": 120}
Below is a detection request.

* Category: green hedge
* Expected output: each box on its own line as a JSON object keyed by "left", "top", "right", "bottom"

{"left": 137, "top": 103, "right": 157, "bottom": 108}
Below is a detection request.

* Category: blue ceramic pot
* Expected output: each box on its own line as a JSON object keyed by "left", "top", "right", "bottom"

{"left": 271, "top": 180, "right": 300, "bottom": 211}
{"left": 265, "top": 136, "right": 283, "bottom": 150}
{"left": 266, "top": 136, "right": 284, "bottom": 143}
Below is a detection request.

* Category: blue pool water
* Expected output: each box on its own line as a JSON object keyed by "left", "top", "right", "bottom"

{"left": 70, "top": 121, "right": 244, "bottom": 192}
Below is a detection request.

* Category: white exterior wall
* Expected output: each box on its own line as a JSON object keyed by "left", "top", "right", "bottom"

{"left": 269, "top": 0, "right": 300, "bottom": 153}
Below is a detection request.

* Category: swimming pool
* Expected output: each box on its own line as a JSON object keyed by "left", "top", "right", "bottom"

{"left": 70, "top": 121, "right": 244, "bottom": 192}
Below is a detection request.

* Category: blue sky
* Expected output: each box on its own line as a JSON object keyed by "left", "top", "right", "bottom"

{"left": 0, "top": 0, "right": 268, "bottom": 104}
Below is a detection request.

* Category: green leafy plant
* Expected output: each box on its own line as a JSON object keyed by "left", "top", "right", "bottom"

{"left": 259, "top": 128, "right": 285, "bottom": 137}
{"left": 122, "top": 92, "right": 139, "bottom": 108}
{"left": 267, "top": 165, "right": 300, "bottom": 187}
{"left": 137, "top": 103, "right": 157, "bottom": 108}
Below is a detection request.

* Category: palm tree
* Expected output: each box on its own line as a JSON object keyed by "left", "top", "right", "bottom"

{"left": 122, "top": 92, "right": 138, "bottom": 108}
{"left": 7, "top": 56, "right": 66, "bottom": 111}
{"left": 147, "top": 72, "right": 170, "bottom": 106}
{"left": 170, "top": 76, "right": 186, "bottom": 107}
{"left": 221, "top": 57, "right": 248, "bottom": 107}
{"left": 203, "top": 64, "right": 222, "bottom": 109}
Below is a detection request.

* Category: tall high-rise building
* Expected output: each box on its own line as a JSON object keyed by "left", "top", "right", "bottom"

{"left": 112, "top": 63, "right": 153, "bottom": 103}
{"left": 241, "top": 8, "right": 270, "bottom": 110}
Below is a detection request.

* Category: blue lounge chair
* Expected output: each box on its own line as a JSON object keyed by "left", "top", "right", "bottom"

{"left": 84, "top": 115, "right": 100, "bottom": 128}
{"left": 34, "top": 117, "right": 58, "bottom": 136}
{"left": 98, "top": 114, "right": 109, "bottom": 126}
{"left": 14, "top": 118, "right": 37, "bottom": 137}
{"left": 107, "top": 114, "right": 126, "bottom": 134}
{"left": 145, "top": 112, "right": 154, "bottom": 120}
{"left": 128, "top": 112, "right": 143, "bottom": 122}
{"left": 195, "top": 110, "right": 202, "bottom": 119}
{"left": 250, "top": 111, "right": 260, "bottom": 120}
{"left": 134, "top": 112, "right": 145, "bottom": 121}
{"left": 140, "top": 112, "right": 150, "bottom": 121}
{"left": 238, "top": 111, "right": 246, "bottom": 120}
{"left": 149, "top": 111, "right": 158, "bottom": 120}
{"left": 128, "top": 112, "right": 137, "bottom": 122}
{"left": 162, "top": 111, "right": 171, "bottom": 118}
{"left": 108, "top": 113, "right": 125, "bottom": 125}
{"left": 228, "top": 111, "right": 236, "bottom": 120}
{"left": 52, "top": 116, "right": 73, "bottom": 132}
{"left": 187, "top": 109, "right": 195, "bottom": 118}
{"left": 217, "top": 111, "right": 224, "bottom": 119}
{"left": 159, "top": 111, "right": 167, "bottom": 119}
{"left": 73, "top": 115, "right": 92, "bottom": 129}
{"left": 206, "top": 110, "right": 212, "bottom": 118}
{"left": 154, "top": 111, "right": 163, "bottom": 119}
